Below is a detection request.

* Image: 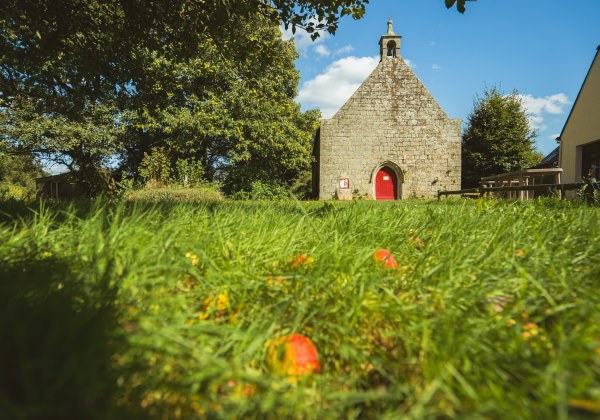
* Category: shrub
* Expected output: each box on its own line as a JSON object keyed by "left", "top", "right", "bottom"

{"left": 138, "top": 147, "right": 171, "bottom": 187}
{"left": 0, "top": 183, "right": 35, "bottom": 200}
{"left": 172, "top": 158, "right": 205, "bottom": 187}
{"left": 231, "top": 180, "right": 289, "bottom": 200}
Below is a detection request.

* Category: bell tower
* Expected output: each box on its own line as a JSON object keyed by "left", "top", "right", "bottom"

{"left": 379, "top": 20, "right": 402, "bottom": 60}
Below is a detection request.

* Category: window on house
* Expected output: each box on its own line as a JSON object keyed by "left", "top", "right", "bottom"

{"left": 581, "top": 139, "right": 600, "bottom": 180}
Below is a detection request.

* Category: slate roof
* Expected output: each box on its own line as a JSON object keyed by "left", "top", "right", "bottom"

{"left": 531, "top": 146, "right": 560, "bottom": 169}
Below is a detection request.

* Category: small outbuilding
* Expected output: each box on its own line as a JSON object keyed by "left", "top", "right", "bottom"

{"left": 312, "top": 21, "right": 462, "bottom": 200}
{"left": 35, "top": 170, "right": 114, "bottom": 199}
{"left": 35, "top": 173, "right": 82, "bottom": 199}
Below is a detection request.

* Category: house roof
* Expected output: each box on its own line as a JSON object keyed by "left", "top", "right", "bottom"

{"left": 481, "top": 167, "right": 563, "bottom": 181}
{"left": 531, "top": 146, "right": 560, "bottom": 169}
{"left": 35, "top": 170, "right": 113, "bottom": 182}
{"left": 35, "top": 173, "right": 70, "bottom": 182}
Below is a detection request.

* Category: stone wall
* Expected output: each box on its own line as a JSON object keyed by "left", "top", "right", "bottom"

{"left": 316, "top": 56, "right": 462, "bottom": 199}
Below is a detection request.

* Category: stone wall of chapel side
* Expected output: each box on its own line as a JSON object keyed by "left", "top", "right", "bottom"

{"left": 318, "top": 57, "right": 461, "bottom": 200}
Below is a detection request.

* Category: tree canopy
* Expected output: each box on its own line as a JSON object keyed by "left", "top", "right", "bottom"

{"left": 0, "top": 153, "right": 47, "bottom": 190}
{"left": 118, "top": 16, "right": 320, "bottom": 191}
{"left": 0, "top": 0, "right": 369, "bottom": 112}
{"left": 0, "top": 1, "right": 333, "bottom": 193}
{"left": 461, "top": 86, "right": 542, "bottom": 188}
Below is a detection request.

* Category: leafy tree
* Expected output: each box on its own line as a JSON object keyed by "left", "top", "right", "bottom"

{"left": 461, "top": 86, "right": 541, "bottom": 188}
{"left": 0, "top": 0, "right": 359, "bottom": 194}
{"left": 118, "top": 16, "right": 320, "bottom": 193}
{"left": 0, "top": 153, "right": 48, "bottom": 189}
{"left": 1, "top": 99, "right": 121, "bottom": 194}
{"left": 445, "top": 0, "right": 476, "bottom": 13}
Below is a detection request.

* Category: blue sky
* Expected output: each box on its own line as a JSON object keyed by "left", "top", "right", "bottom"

{"left": 283, "top": 0, "right": 600, "bottom": 155}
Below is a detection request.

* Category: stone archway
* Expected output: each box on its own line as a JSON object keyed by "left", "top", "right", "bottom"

{"left": 370, "top": 161, "right": 404, "bottom": 200}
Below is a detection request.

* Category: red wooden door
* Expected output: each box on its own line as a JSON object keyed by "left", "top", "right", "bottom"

{"left": 375, "top": 167, "right": 397, "bottom": 200}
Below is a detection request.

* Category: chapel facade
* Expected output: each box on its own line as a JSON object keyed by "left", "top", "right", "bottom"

{"left": 312, "top": 21, "right": 462, "bottom": 200}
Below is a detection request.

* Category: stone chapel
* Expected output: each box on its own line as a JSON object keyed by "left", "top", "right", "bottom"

{"left": 312, "top": 21, "right": 462, "bottom": 200}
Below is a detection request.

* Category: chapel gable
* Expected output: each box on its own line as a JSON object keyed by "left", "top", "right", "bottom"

{"left": 313, "top": 21, "right": 462, "bottom": 200}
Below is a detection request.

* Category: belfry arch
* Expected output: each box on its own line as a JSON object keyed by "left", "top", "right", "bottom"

{"left": 386, "top": 40, "right": 397, "bottom": 57}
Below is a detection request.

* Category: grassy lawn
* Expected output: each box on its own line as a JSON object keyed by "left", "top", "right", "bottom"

{"left": 1, "top": 198, "right": 599, "bottom": 419}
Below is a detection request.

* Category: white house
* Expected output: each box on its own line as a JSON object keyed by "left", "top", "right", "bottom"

{"left": 558, "top": 46, "right": 600, "bottom": 184}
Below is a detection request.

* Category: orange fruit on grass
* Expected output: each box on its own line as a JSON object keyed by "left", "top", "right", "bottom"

{"left": 408, "top": 237, "right": 425, "bottom": 249}
{"left": 266, "top": 334, "right": 321, "bottom": 376}
{"left": 373, "top": 249, "right": 398, "bottom": 269}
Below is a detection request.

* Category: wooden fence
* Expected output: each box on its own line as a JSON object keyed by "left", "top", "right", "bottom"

{"left": 438, "top": 182, "right": 600, "bottom": 200}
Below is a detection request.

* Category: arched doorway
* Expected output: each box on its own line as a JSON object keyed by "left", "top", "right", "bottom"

{"left": 375, "top": 166, "right": 398, "bottom": 200}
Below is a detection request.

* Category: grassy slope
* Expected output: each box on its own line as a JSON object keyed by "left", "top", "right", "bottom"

{"left": 1, "top": 198, "right": 599, "bottom": 419}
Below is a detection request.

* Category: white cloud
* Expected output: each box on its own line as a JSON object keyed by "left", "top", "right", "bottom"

{"left": 334, "top": 45, "right": 354, "bottom": 56}
{"left": 548, "top": 133, "right": 561, "bottom": 140}
{"left": 314, "top": 45, "right": 330, "bottom": 57}
{"left": 429, "top": 41, "right": 436, "bottom": 47}
{"left": 280, "top": 23, "right": 329, "bottom": 52}
{"left": 43, "top": 163, "right": 69, "bottom": 175}
{"left": 432, "top": 64, "right": 442, "bottom": 70}
{"left": 404, "top": 58, "right": 416, "bottom": 69}
{"left": 519, "top": 93, "right": 570, "bottom": 115}
{"left": 517, "top": 93, "right": 571, "bottom": 131}
{"left": 297, "top": 56, "right": 379, "bottom": 118}
{"left": 528, "top": 115, "right": 547, "bottom": 131}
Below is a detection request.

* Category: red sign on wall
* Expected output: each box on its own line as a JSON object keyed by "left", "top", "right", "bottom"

{"left": 339, "top": 178, "right": 349, "bottom": 189}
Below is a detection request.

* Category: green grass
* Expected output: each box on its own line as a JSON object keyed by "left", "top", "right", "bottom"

{"left": 123, "top": 185, "right": 223, "bottom": 201}
{"left": 1, "top": 198, "right": 599, "bottom": 419}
